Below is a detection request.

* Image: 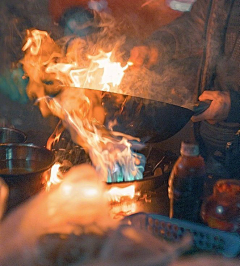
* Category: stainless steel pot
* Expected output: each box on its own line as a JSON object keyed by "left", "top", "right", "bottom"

{"left": 0, "top": 127, "right": 27, "bottom": 144}
{"left": 0, "top": 143, "right": 55, "bottom": 214}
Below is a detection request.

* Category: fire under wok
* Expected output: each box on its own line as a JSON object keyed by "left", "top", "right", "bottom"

{"left": 101, "top": 91, "right": 210, "bottom": 143}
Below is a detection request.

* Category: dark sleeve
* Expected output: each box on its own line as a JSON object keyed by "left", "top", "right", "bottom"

{"left": 225, "top": 90, "right": 240, "bottom": 123}
{"left": 145, "top": 0, "right": 210, "bottom": 61}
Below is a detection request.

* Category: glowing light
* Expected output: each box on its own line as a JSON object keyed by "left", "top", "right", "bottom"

{"left": 44, "top": 50, "right": 132, "bottom": 93}
{"left": 0, "top": 178, "right": 9, "bottom": 220}
{"left": 60, "top": 183, "right": 73, "bottom": 196}
{"left": 46, "top": 121, "right": 65, "bottom": 150}
{"left": 46, "top": 163, "right": 62, "bottom": 190}
{"left": 88, "top": 51, "right": 131, "bottom": 91}
{"left": 22, "top": 29, "right": 145, "bottom": 184}
{"left": 82, "top": 186, "right": 100, "bottom": 198}
{"left": 106, "top": 185, "right": 135, "bottom": 202}
{"left": 59, "top": 179, "right": 103, "bottom": 203}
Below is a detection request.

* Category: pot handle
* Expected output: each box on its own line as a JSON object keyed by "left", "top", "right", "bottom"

{"left": 193, "top": 100, "right": 211, "bottom": 116}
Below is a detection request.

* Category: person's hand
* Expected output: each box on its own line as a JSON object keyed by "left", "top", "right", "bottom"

{"left": 191, "top": 91, "right": 231, "bottom": 124}
{"left": 129, "top": 45, "right": 159, "bottom": 69}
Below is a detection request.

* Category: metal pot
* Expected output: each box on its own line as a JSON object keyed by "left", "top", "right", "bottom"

{"left": 0, "top": 143, "right": 55, "bottom": 214}
{"left": 0, "top": 127, "right": 27, "bottom": 144}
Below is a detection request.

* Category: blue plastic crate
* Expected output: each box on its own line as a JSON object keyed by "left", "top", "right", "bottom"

{"left": 123, "top": 212, "right": 240, "bottom": 258}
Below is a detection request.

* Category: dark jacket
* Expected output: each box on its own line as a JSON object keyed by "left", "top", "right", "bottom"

{"left": 148, "top": 0, "right": 240, "bottom": 177}
{"left": 149, "top": 0, "right": 240, "bottom": 121}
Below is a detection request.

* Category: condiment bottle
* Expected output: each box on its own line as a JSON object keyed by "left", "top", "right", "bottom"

{"left": 168, "top": 141, "right": 206, "bottom": 222}
{"left": 201, "top": 179, "right": 240, "bottom": 233}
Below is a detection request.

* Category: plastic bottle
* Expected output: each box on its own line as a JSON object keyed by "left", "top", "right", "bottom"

{"left": 168, "top": 141, "right": 206, "bottom": 222}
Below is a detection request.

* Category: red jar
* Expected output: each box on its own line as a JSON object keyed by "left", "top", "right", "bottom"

{"left": 201, "top": 179, "right": 240, "bottom": 233}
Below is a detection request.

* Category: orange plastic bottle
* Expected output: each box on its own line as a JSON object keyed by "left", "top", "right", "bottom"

{"left": 168, "top": 141, "right": 206, "bottom": 222}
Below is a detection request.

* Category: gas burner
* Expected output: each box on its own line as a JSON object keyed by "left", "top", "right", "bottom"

{"left": 50, "top": 132, "right": 174, "bottom": 218}
{"left": 51, "top": 130, "right": 178, "bottom": 181}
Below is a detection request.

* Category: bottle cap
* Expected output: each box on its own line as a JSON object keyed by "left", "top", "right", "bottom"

{"left": 180, "top": 141, "right": 199, "bottom": 156}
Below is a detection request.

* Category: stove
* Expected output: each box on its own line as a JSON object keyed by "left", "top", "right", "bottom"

{"left": 51, "top": 130, "right": 178, "bottom": 218}
{"left": 51, "top": 130, "right": 178, "bottom": 184}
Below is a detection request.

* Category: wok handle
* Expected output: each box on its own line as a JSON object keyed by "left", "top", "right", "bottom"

{"left": 193, "top": 100, "right": 211, "bottom": 116}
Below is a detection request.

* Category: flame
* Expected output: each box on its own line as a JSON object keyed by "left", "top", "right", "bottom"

{"left": 110, "top": 201, "right": 137, "bottom": 219}
{"left": 21, "top": 28, "right": 145, "bottom": 185}
{"left": 46, "top": 163, "right": 63, "bottom": 190}
{"left": 46, "top": 120, "right": 65, "bottom": 150}
{"left": 107, "top": 184, "right": 139, "bottom": 219}
{"left": 22, "top": 29, "right": 49, "bottom": 55}
{"left": 87, "top": 51, "right": 132, "bottom": 91}
{"left": 59, "top": 179, "right": 101, "bottom": 200}
{"left": 106, "top": 185, "right": 135, "bottom": 202}
{"left": 44, "top": 49, "right": 132, "bottom": 93}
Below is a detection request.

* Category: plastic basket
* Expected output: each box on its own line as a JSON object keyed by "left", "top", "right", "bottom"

{"left": 123, "top": 212, "right": 240, "bottom": 258}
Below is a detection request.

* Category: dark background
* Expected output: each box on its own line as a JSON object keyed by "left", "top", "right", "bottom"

{"left": 0, "top": 0, "right": 62, "bottom": 146}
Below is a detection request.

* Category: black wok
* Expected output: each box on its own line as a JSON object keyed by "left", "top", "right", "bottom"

{"left": 101, "top": 92, "right": 210, "bottom": 143}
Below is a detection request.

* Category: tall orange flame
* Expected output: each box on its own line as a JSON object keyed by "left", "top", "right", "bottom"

{"left": 21, "top": 29, "right": 145, "bottom": 184}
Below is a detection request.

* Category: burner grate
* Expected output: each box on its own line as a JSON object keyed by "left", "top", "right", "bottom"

{"left": 51, "top": 131, "right": 178, "bottom": 179}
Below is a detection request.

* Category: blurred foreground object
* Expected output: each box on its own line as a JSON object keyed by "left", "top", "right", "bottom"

{"left": 0, "top": 165, "right": 239, "bottom": 265}
{"left": 125, "top": 212, "right": 240, "bottom": 257}
{"left": 0, "top": 164, "right": 190, "bottom": 266}
{"left": 0, "top": 178, "right": 9, "bottom": 221}
{"left": 0, "top": 164, "right": 115, "bottom": 265}
{"left": 170, "top": 254, "right": 240, "bottom": 266}
{"left": 201, "top": 179, "right": 240, "bottom": 233}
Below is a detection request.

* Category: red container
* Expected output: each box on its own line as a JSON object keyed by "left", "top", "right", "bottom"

{"left": 201, "top": 179, "right": 240, "bottom": 233}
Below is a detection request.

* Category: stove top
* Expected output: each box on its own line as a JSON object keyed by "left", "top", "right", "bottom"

{"left": 50, "top": 130, "right": 176, "bottom": 219}
{"left": 51, "top": 130, "right": 178, "bottom": 181}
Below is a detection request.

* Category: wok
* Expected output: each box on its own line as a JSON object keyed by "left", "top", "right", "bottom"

{"left": 101, "top": 91, "right": 210, "bottom": 143}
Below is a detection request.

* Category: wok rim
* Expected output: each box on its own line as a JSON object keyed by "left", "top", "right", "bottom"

{"left": 0, "top": 127, "right": 27, "bottom": 144}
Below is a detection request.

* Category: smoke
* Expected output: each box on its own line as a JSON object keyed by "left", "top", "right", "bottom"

{"left": 0, "top": 0, "right": 61, "bottom": 72}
